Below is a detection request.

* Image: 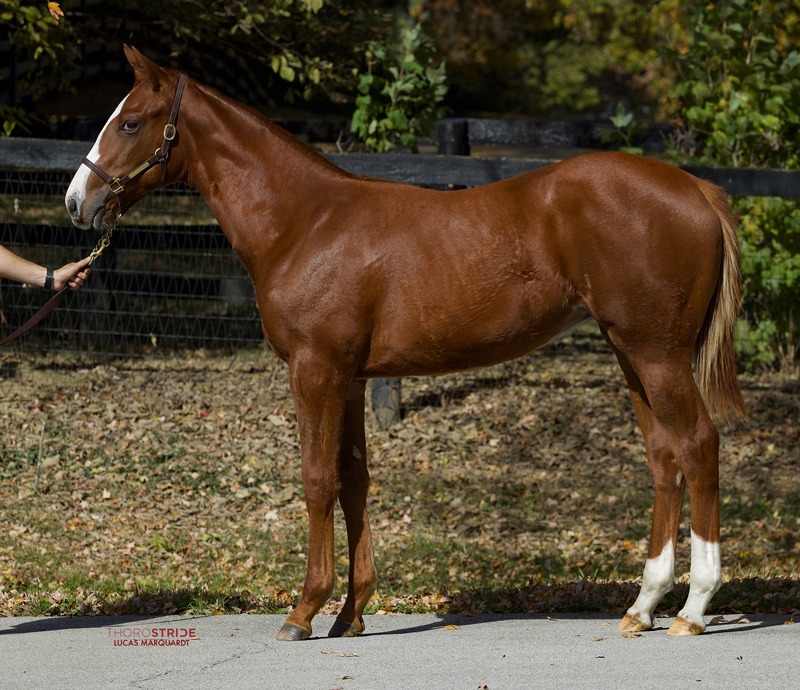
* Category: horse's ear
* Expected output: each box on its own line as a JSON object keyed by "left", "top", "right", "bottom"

{"left": 123, "top": 45, "right": 166, "bottom": 90}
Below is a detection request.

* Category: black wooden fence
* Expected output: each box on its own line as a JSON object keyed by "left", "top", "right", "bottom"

{"left": 2, "top": 126, "right": 799, "bottom": 423}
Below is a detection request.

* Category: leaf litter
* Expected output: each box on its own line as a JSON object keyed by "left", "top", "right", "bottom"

{"left": 0, "top": 339, "right": 798, "bottom": 617}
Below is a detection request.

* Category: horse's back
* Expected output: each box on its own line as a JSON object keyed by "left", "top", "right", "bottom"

{"left": 266, "top": 152, "right": 727, "bottom": 377}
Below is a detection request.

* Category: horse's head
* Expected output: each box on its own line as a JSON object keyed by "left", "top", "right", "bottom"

{"left": 66, "top": 46, "right": 187, "bottom": 231}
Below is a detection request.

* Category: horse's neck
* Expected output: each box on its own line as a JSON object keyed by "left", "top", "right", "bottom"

{"left": 183, "top": 84, "right": 346, "bottom": 266}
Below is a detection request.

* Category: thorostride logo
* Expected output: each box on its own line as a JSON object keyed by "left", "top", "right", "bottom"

{"left": 107, "top": 625, "right": 198, "bottom": 647}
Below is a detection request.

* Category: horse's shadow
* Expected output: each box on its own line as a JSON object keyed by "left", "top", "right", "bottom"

{"left": 360, "top": 577, "right": 796, "bottom": 638}
{"left": 0, "top": 613, "right": 202, "bottom": 635}
{"left": 1, "top": 579, "right": 793, "bottom": 637}
{"left": 0, "top": 588, "right": 236, "bottom": 635}
{"left": 358, "top": 611, "right": 789, "bottom": 638}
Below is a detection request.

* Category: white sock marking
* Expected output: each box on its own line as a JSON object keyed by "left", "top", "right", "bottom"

{"left": 626, "top": 540, "right": 674, "bottom": 627}
{"left": 678, "top": 531, "right": 721, "bottom": 627}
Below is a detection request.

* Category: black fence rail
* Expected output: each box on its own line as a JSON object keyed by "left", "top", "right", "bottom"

{"left": 2, "top": 131, "right": 798, "bottom": 425}
{"left": 5, "top": 136, "right": 799, "bottom": 197}
{"left": 1, "top": 134, "right": 798, "bottom": 361}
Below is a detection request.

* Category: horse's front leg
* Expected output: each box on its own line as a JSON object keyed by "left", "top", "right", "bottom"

{"left": 276, "top": 356, "right": 350, "bottom": 642}
{"left": 329, "top": 380, "right": 377, "bottom": 637}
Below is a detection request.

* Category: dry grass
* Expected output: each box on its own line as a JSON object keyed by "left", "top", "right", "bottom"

{"left": 1, "top": 335, "right": 798, "bottom": 617}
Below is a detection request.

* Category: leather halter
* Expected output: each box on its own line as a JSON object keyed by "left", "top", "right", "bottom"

{"left": 82, "top": 74, "right": 187, "bottom": 216}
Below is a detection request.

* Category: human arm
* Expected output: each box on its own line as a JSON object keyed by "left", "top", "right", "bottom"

{"left": 0, "top": 246, "right": 91, "bottom": 291}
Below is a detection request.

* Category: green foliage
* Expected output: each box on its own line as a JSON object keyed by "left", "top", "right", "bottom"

{"left": 664, "top": 0, "right": 800, "bottom": 168}
{"left": 602, "top": 102, "right": 645, "bottom": 155}
{"left": 0, "top": 0, "right": 77, "bottom": 135}
{"left": 144, "top": 0, "right": 390, "bottom": 106}
{"left": 422, "top": 0, "right": 681, "bottom": 117}
{"left": 351, "top": 22, "right": 448, "bottom": 152}
{"left": 17, "top": 0, "right": 389, "bottom": 110}
{"left": 735, "top": 196, "right": 800, "bottom": 368}
{"left": 518, "top": 40, "right": 607, "bottom": 113}
{"left": 163, "top": 0, "right": 343, "bottom": 104}
{"left": 659, "top": 1, "right": 800, "bottom": 369}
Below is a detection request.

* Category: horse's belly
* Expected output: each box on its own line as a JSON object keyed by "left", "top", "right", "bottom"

{"left": 362, "top": 295, "right": 587, "bottom": 377}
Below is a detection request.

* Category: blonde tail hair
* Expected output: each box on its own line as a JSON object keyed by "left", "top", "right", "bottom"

{"left": 693, "top": 178, "right": 747, "bottom": 423}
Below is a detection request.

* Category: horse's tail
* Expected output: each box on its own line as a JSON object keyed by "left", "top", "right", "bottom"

{"left": 693, "top": 178, "right": 747, "bottom": 423}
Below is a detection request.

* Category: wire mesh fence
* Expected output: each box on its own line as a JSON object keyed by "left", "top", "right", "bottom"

{"left": 0, "top": 169, "right": 263, "bottom": 357}
{"left": 0, "top": 158, "right": 612, "bottom": 427}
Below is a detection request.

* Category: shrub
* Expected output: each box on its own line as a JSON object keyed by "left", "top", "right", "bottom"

{"left": 351, "top": 22, "right": 448, "bottom": 153}
{"left": 661, "top": 0, "right": 800, "bottom": 369}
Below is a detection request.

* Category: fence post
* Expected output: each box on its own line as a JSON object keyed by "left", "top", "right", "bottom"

{"left": 436, "top": 118, "right": 471, "bottom": 156}
{"left": 371, "top": 376, "right": 402, "bottom": 430}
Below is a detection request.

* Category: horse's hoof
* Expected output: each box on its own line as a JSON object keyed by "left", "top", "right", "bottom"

{"left": 617, "top": 613, "right": 652, "bottom": 633}
{"left": 667, "top": 616, "right": 705, "bottom": 636}
{"left": 328, "top": 619, "right": 364, "bottom": 638}
{"left": 276, "top": 622, "right": 312, "bottom": 641}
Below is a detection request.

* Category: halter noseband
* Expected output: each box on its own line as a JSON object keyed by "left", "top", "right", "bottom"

{"left": 82, "top": 73, "right": 187, "bottom": 216}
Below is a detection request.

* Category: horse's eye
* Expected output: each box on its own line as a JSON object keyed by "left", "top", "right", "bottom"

{"left": 120, "top": 120, "right": 140, "bottom": 134}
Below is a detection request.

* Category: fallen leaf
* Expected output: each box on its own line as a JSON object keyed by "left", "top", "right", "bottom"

{"left": 339, "top": 652, "right": 359, "bottom": 657}
{"left": 709, "top": 616, "right": 727, "bottom": 625}
{"left": 443, "top": 624, "right": 460, "bottom": 630}
{"left": 621, "top": 633, "right": 642, "bottom": 638}
{"left": 736, "top": 617, "right": 751, "bottom": 624}
{"left": 782, "top": 618, "right": 795, "bottom": 625}
{"left": 592, "top": 636, "right": 604, "bottom": 642}
{"left": 47, "top": 2, "right": 64, "bottom": 21}
{"left": 546, "top": 616, "right": 558, "bottom": 621}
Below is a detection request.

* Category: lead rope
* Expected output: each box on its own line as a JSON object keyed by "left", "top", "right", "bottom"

{"left": 0, "top": 222, "right": 117, "bottom": 346}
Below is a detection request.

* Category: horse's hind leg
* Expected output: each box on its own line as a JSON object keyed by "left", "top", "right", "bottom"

{"left": 608, "top": 338, "right": 721, "bottom": 635}
{"left": 609, "top": 343, "right": 684, "bottom": 632}
{"left": 328, "top": 380, "right": 378, "bottom": 638}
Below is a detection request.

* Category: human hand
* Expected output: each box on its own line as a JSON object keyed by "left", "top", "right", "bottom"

{"left": 52, "top": 256, "right": 92, "bottom": 291}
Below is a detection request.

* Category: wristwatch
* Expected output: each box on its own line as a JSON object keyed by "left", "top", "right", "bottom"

{"left": 43, "top": 267, "right": 54, "bottom": 292}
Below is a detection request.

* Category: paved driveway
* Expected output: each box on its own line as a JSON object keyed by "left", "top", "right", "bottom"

{"left": 0, "top": 613, "right": 796, "bottom": 689}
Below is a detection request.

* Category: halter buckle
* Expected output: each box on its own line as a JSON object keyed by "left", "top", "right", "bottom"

{"left": 163, "top": 123, "right": 176, "bottom": 141}
{"left": 109, "top": 178, "right": 124, "bottom": 195}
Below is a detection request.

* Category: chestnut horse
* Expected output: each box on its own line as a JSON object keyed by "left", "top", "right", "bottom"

{"left": 66, "top": 47, "right": 745, "bottom": 640}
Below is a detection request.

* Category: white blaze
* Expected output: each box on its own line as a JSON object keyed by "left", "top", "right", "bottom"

{"left": 65, "top": 95, "right": 129, "bottom": 215}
